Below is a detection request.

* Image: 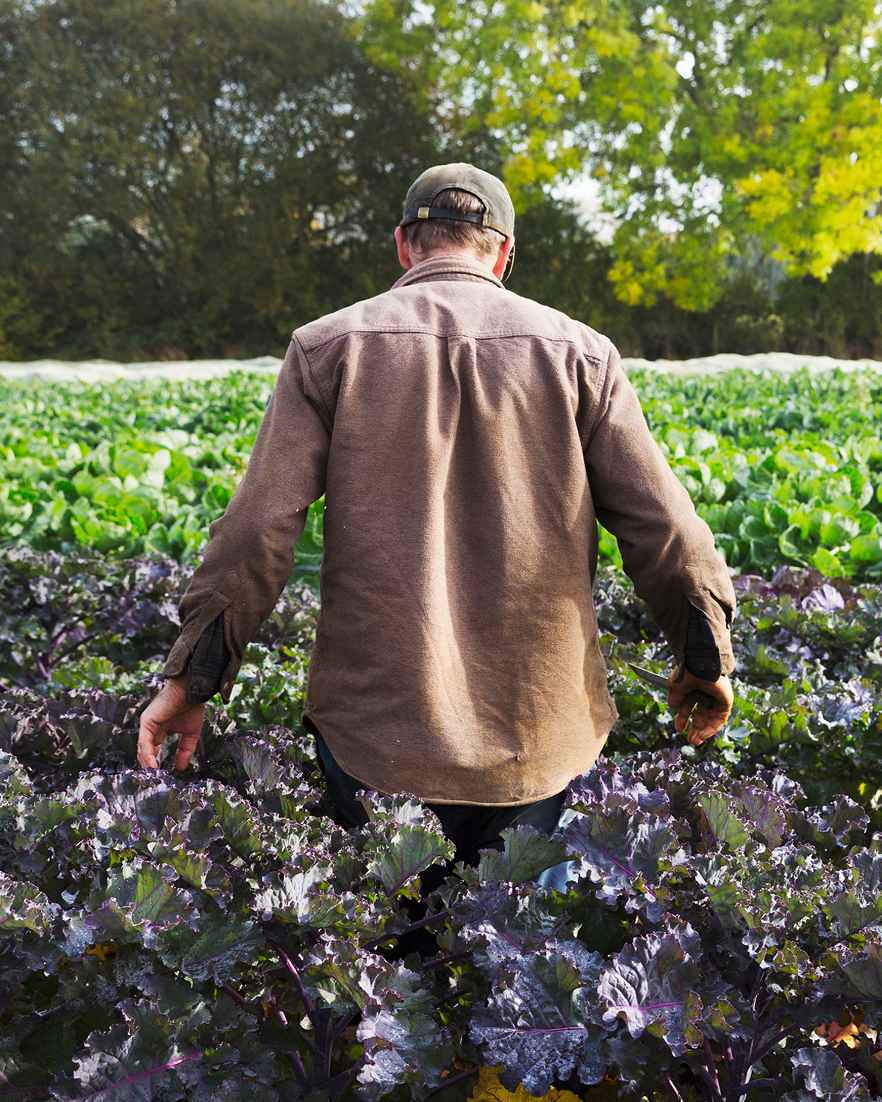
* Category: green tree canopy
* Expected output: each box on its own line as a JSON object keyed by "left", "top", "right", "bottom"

{"left": 0, "top": 0, "right": 441, "bottom": 357}
{"left": 360, "top": 0, "right": 882, "bottom": 311}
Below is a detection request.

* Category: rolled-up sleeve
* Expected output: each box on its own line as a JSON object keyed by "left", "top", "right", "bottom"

{"left": 161, "top": 336, "right": 331, "bottom": 702}
{"left": 582, "top": 340, "right": 736, "bottom": 675}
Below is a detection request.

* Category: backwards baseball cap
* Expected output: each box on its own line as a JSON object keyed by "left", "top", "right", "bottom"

{"left": 401, "top": 162, "right": 515, "bottom": 239}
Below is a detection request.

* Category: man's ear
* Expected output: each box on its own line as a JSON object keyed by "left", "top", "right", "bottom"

{"left": 394, "top": 225, "right": 413, "bottom": 271}
{"left": 492, "top": 236, "right": 515, "bottom": 281}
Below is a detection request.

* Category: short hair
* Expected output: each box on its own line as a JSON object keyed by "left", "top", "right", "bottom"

{"left": 402, "top": 188, "right": 501, "bottom": 259}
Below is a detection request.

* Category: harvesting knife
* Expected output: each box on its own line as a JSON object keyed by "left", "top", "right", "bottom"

{"left": 627, "top": 662, "right": 719, "bottom": 711}
{"left": 627, "top": 663, "right": 670, "bottom": 691}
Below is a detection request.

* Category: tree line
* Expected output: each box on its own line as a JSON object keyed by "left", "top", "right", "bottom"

{"left": 1, "top": 0, "right": 880, "bottom": 362}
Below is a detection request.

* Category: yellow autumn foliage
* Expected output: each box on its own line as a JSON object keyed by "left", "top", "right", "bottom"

{"left": 84, "top": 942, "right": 118, "bottom": 961}
{"left": 361, "top": 0, "right": 882, "bottom": 309}
{"left": 467, "top": 1065, "right": 581, "bottom": 1102}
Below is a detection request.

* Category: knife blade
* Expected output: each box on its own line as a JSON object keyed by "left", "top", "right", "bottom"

{"left": 627, "top": 662, "right": 719, "bottom": 712}
{"left": 627, "top": 663, "right": 671, "bottom": 690}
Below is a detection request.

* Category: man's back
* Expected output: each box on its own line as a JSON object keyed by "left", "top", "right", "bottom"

{"left": 297, "top": 254, "right": 619, "bottom": 806}
{"left": 147, "top": 161, "right": 734, "bottom": 828}
{"left": 158, "top": 247, "right": 734, "bottom": 801}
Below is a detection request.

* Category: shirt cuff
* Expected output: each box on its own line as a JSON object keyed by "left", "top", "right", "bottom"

{"left": 683, "top": 603, "right": 729, "bottom": 680}
{"left": 162, "top": 609, "right": 231, "bottom": 705}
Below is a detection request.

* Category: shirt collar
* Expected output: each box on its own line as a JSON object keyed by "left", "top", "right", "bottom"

{"left": 391, "top": 253, "right": 504, "bottom": 291}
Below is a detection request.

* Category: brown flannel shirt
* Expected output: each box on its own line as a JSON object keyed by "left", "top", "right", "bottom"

{"left": 160, "top": 254, "right": 736, "bottom": 806}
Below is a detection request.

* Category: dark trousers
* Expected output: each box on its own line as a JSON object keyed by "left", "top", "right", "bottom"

{"left": 304, "top": 716, "right": 569, "bottom": 899}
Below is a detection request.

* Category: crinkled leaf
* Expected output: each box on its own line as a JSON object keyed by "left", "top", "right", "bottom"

{"left": 364, "top": 823, "right": 455, "bottom": 896}
{"left": 301, "top": 932, "right": 383, "bottom": 1012}
{"left": 468, "top": 936, "right": 606, "bottom": 1095}
{"left": 783, "top": 1046, "right": 872, "bottom": 1100}
{"left": 793, "top": 796, "right": 869, "bottom": 850}
{"left": 826, "top": 851, "right": 882, "bottom": 937}
{"left": 835, "top": 931, "right": 882, "bottom": 1000}
{"left": 50, "top": 1005, "right": 200, "bottom": 1101}
{"left": 596, "top": 922, "right": 724, "bottom": 1056}
{"left": 252, "top": 864, "right": 356, "bottom": 928}
{"left": 205, "top": 783, "right": 263, "bottom": 857}
{"left": 0, "top": 872, "right": 58, "bottom": 934}
{"left": 65, "top": 860, "right": 195, "bottom": 952}
{"left": 567, "top": 758, "right": 671, "bottom": 818}
{"left": 15, "top": 791, "right": 87, "bottom": 846}
{"left": 156, "top": 911, "right": 262, "bottom": 983}
{"left": 451, "top": 880, "right": 566, "bottom": 956}
{"left": 476, "top": 825, "right": 571, "bottom": 884}
{"left": 356, "top": 959, "right": 453, "bottom": 1099}
{"left": 0, "top": 749, "right": 32, "bottom": 797}
{"left": 697, "top": 791, "right": 751, "bottom": 850}
{"left": 735, "top": 784, "right": 789, "bottom": 848}
{"left": 234, "top": 737, "right": 285, "bottom": 795}
{"left": 561, "top": 805, "right": 680, "bottom": 919}
{"left": 359, "top": 790, "right": 442, "bottom": 829}
{"left": 145, "top": 810, "right": 230, "bottom": 901}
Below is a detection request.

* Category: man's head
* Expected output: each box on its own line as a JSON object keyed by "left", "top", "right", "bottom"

{"left": 395, "top": 162, "right": 516, "bottom": 281}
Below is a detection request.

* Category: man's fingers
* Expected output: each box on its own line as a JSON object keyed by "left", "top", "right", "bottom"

{"left": 137, "top": 686, "right": 206, "bottom": 771}
{"left": 667, "top": 671, "right": 734, "bottom": 749}
{"left": 680, "top": 705, "right": 730, "bottom": 744}
{"left": 138, "top": 714, "right": 166, "bottom": 769}
{"left": 674, "top": 697, "right": 728, "bottom": 738}
{"left": 174, "top": 733, "right": 200, "bottom": 771}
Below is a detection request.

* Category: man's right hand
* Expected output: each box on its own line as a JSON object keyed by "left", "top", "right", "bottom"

{"left": 667, "top": 666, "right": 734, "bottom": 747}
{"left": 138, "top": 677, "right": 205, "bottom": 771}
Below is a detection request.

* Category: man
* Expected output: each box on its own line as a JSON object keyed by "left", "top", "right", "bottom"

{"left": 138, "top": 162, "right": 735, "bottom": 893}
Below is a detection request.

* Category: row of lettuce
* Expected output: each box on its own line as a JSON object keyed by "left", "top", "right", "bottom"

{"left": 2, "top": 366, "right": 882, "bottom": 580}
{"left": 2, "top": 545, "right": 882, "bottom": 1098}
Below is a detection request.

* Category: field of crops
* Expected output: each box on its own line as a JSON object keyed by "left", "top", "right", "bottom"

{"left": 3, "top": 368, "right": 882, "bottom": 578}
{"left": 2, "top": 366, "right": 882, "bottom": 1101}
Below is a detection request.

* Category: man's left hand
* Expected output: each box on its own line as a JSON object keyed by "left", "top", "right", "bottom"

{"left": 138, "top": 677, "right": 205, "bottom": 770}
{"left": 667, "top": 666, "right": 734, "bottom": 747}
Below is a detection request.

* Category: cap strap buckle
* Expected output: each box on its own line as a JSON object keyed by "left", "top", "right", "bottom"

{"left": 401, "top": 206, "right": 505, "bottom": 236}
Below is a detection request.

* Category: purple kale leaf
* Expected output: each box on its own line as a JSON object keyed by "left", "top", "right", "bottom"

{"left": 356, "top": 957, "right": 453, "bottom": 1100}
{"left": 596, "top": 919, "right": 735, "bottom": 1057}
{"left": 470, "top": 824, "right": 571, "bottom": 885}
{"left": 468, "top": 935, "right": 607, "bottom": 1094}
{"left": 560, "top": 801, "right": 684, "bottom": 921}
{"left": 782, "top": 1046, "right": 872, "bottom": 1100}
